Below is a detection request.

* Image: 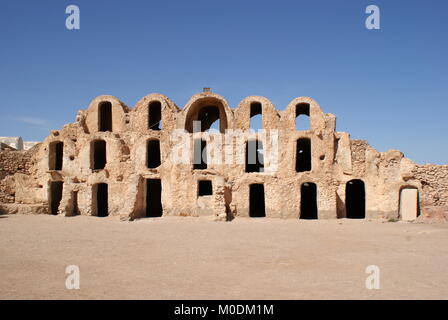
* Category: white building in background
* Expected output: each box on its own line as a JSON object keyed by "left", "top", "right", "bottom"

{"left": 0, "top": 137, "right": 39, "bottom": 151}
{"left": 0, "top": 137, "right": 23, "bottom": 150}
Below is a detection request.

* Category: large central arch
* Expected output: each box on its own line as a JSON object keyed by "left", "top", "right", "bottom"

{"left": 184, "top": 95, "right": 230, "bottom": 133}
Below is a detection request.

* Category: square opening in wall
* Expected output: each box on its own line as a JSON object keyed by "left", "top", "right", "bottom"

{"left": 198, "top": 180, "right": 213, "bottom": 196}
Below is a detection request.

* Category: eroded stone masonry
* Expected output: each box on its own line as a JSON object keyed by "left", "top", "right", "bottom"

{"left": 1, "top": 90, "right": 447, "bottom": 221}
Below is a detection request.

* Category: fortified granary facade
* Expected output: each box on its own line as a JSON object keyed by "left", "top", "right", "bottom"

{"left": 1, "top": 90, "right": 447, "bottom": 221}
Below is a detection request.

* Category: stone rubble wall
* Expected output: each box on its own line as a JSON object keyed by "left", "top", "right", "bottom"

{"left": 411, "top": 165, "right": 448, "bottom": 207}
{"left": 0, "top": 146, "right": 38, "bottom": 203}
{"left": 350, "top": 140, "right": 368, "bottom": 177}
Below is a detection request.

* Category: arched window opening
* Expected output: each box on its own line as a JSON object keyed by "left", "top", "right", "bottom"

{"left": 146, "top": 179, "right": 162, "bottom": 217}
{"left": 193, "top": 139, "right": 207, "bottom": 170}
{"left": 49, "top": 141, "right": 64, "bottom": 170}
{"left": 246, "top": 140, "right": 264, "bottom": 173}
{"left": 98, "top": 101, "right": 112, "bottom": 132}
{"left": 296, "top": 138, "right": 311, "bottom": 172}
{"left": 249, "top": 102, "right": 263, "bottom": 131}
{"left": 295, "top": 103, "right": 310, "bottom": 131}
{"left": 346, "top": 179, "right": 365, "bottom": 219}
{"left": 300, "top": 182, "right": 318, "bottom": 219}
{"left": 148, "top": 101, "right": 162, "bottom": 130}
{"left": 185, "top": 99, "right": 228, "bottom": 134}
{"left": 399, "top": 187, "right": 420, "bottom": 221}
{"left": 147, "top": 140, "right": 161, "bottom": 168}
{"left": 249, "top": 184, "right": 266, "bottom": 217}
{"left": 49, "top": 181, "right": 63, "bottom": 215}
{"left": 93, "top": 183, "right": 108, "bottom": 217}
{"left": 198, "top": 180, "right": 213, "bottom": 196}
{"left": 197, "top": 105, "right": 220, "bottom": 132}
{"left": 91, "top": 140, "right": 107, "bottom": 170}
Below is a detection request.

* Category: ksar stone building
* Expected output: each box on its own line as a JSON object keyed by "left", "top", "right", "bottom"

{"left": 1, "top": 90, "right": 447, "bottom": 221}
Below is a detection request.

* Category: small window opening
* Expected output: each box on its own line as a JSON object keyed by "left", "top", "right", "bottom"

{"left": 193, "top": 139, "right": 207, "bottom": 170}
{"left": 198, "top": 105, "right": 220, "bottom": 132}
{"left": 148, "top": 101, "right": 162, "bottom": 130}
{"left": 92, "top": 140, "right": 107, "bottom": 170}
{"left": 49, "top": 141, "right": 64, "bottom": 170}
{"left": 246, "top": 140, "right": 264, "bottom": 172}
{"left": 99, "top": 101, "right": 112, "bottom": 132}
{"left": 147, "top": 140, "right": 161, "bottom": 168}
{"left": 295, "top": 103, "right": 310, "bottom": 131}
{"left": 249, "top": 102, "right": 263, "bottom": 131}
{"left": 198, "top": 180, "right": 213, "bottom": 196}
{"left": 296, "top": 138, "right": 311, "bottom": 172}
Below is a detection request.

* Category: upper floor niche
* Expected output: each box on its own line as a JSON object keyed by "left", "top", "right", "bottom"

{"left": 148, "top": 101, "right": 162, "bottom": 130}
{"left": 98, "top": 101, "right": 113, "bottom": 132}
{"left": 147, "top": 139, "right": 161, "bottom": 168}
{"left": 295, "top": 103, "right": 310, "bottom": 131}
{"left": 198, "top": 106, "right": 220, "bottom": 132}
{"left": 193, "top": 139, "right": 207, "bottom": 170}
{"left": 249, "top": 102, "right": 263, "bottom": 131}
{"left": 185, "top": 97, "right": 228, "bottom": 133}
{"left": 91, "top": 140, "right": 107, "bottom": 170}
{"left": 246, "top": 140, "right": 264, "bottom": 173}
{"left": 49, "top": 141, "right": 64, "bottom": 171}
{"left": 296, "top": 138, "right": 311, "bottom": 172}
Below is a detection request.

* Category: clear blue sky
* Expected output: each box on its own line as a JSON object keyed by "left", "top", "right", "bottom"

{"left": 1, "top": 0, "right": 447, "bottom": 164}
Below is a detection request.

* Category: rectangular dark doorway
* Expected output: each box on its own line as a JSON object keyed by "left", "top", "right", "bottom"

{"left": 249, "top": 184, "right": 266, "bottom": 217}
{"left": 146, "top": 179, "right": 162, "bottom": 217}
{"left": 147, "top": 140, "right": 161, "bottom": 168}
{"left": 71, "top": 191, "right": 80, "bottom": 216}
{"left": 300, "top": 182, "right": 318, "bottom": 219}
{"left": 49, "top": 141, "right": 64, "bottom": 170}
{"left": 346, "top": 179, "right": 365, "bottom": 219}
{"left": 49, "top": 181, "right": 63, "bottom": 215}
{"left": 92, "top": 140, "right": 107, "bottom": 170}
{"left": 94, "top": 183, "right": 108, "bottom": 217}
{"left": 99, "top": 101, "right": 112, "bottom": 132}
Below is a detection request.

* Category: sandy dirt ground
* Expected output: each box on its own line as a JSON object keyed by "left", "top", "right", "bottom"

{"left": 0, "top": 214, "right": 447, "bottom": 300}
